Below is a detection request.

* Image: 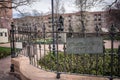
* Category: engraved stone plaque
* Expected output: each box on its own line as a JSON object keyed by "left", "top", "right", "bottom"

{"left": 66, "top": 37, "right": 103, "bottom": 54}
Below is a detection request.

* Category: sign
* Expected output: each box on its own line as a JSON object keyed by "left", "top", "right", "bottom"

{"left": 15, "top": 42, "right": 23, "bottom": 49}
{"left": 66, "top": 37, "right": 103, "bottom": 54}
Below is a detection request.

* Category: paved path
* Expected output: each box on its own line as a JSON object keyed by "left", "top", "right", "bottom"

{"left": 0, "top": 43, "right": 10, "bottom": 47}
{"left": 0, "top": 56, "right": 19, "bottom": 80}
{"left": 0, "top": 42, "right": 120, "bottom": 80}
{"left": 0, "top": 40, "right": 120, "bottom": 48}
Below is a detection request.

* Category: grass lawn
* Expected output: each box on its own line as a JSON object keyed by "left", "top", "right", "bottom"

{"left": 0, "top": 47, "right": 11, "bottom": 59}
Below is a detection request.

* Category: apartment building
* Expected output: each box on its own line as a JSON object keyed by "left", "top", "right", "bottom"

{"left": 14, "top": 11, "right": 108, "bottom": 34}
{"left": 43, "top": 11, "right": 107, "bottom": 33}
{"left": 89, "top": 11, "right": 108, "bottom": 32}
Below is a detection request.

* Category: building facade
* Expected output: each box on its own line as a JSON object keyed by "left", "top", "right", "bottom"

{"left": 14, "top": 11, "right": 108, "bottom": 36}
{"left": 0, "top": 28, "right": 9, "bottom": 43}
{"left": 0, "top": 0, "right": 12, "bottom": 30}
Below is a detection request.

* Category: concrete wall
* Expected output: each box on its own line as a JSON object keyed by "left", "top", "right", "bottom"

{"left": 11, "top": 56, "right": 120, "bottom": 80}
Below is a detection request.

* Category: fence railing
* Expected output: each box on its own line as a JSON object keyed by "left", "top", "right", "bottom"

{"left": 10, "top": 23, "right": 120, "bottom": 80}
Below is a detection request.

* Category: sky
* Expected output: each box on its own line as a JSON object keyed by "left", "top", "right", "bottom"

{"left": 13, "top": 0, "right": 76, "bottom": 18}
{"left": 13, "top": 0, "right": 114, "bottom": 18}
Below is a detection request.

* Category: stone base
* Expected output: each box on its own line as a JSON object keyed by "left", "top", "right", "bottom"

{"left": 11, "top": 56, "right": 120, "bottom": 80}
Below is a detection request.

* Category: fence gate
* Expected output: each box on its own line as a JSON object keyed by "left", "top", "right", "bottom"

{"left": 10, "top": 21, "right": 120, "bottom": 80}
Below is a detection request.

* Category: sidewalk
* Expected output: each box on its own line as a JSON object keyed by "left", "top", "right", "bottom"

{"left": 0, "top": 43, "right": 10, "bottom": 47}
{"left": 0, "top": 56, "right": 19, "bottom": 80}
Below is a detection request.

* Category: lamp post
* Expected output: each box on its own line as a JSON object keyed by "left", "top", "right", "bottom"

{"left": 51, "top": 0, "right": 55, "bottom": 55}
{"left": 51, "top": 0, "right": 61, "bottom": 79}
{"left": 10, "top": 22, "right": 15, "bottom": 58}
{"left": 10, "top": 22, "right": 15, "bottom": 72}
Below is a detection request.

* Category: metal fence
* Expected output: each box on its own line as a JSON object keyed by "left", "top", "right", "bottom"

{"left": 10, "top": 22, "right": 120, "bottom": 80}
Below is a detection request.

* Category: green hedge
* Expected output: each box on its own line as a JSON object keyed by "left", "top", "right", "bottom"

{"left": 104, "top": 36, "right": 120, "bottom": 40}
{"left": 0, "top": 47, "right": 11, "bottom": 59}
{"left": 39, "top": 49, "right": 120, "bottom": 77}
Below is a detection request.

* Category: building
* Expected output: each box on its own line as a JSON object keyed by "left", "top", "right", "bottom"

{"left": 89, "top": 11, "right": 108, "bottom": 32}
{"left": 0, "top": 0, "right": 12, "bottom": 30}
{"left": 14, "top": 11, "right": 108, "bottom": 37}
{"left": 0, "top": 28, "right": 9, "bottom": 43}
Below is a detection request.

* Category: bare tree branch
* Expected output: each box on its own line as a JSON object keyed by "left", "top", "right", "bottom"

{"left": 108, "top": 0, "right": 118, "bottom": 8}
{"left": 106, "top": 0, "right": 120, "bottom": 31}
{"left": 0, "top": 0, "right": 40, "bottom": 9}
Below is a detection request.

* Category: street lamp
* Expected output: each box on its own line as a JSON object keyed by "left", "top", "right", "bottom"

{"left": 51, "top": 0, "right": 61, "bottom": 79}
{"left": 51, "top": 0, "right": 55, "bottom": 55}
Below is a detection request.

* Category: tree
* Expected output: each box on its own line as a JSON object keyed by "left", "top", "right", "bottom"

{"left": 53, "top": 0, "right": 65, "bottom": 31}
{"left": 75, "top": 0, "right": 103, "bottom": 33}
{"left": 0, "top": 0, "right": 40, "bottom": 29}
{"left": 106, "top": 0, "right": 120, "bottom": 31}
{"left": 60, "top": 3, "right": 65, "bottom": 14}
{"left": 0, "top": 0, "right": 39, "bottom": 9}
{"left": 0, "top": 0, "right": 40, "bottom": 15}
{"left": 54, "top": 0, "right": 65, "bottom": 14}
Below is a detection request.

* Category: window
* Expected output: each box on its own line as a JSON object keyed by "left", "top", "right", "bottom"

{"left": 98, "top": 23, "right": 101, "bottom": 26}
{"left": 94, "top": 14, "right": 97, "bottom": 21}
{"left": 68, "top": 15, "right": 71, "bottom": 18}
{"left": 0, "top": 33, "right": 3, "bottom": 36}
{"left": 98, "top": 14, "right": 101, "bottom": 21}
{"left": 22, "top": 23, "right": 25, "bottom": 26}
{"left": 94, "top": 18, "right": 97, "bottom": 21}
{"left": 48, "top": 17, "right": 51, "bottom": 19}
{"left": 94, "top": 14, "right": 97, "bottom": 18}
{"left": 48, "top": 25, "right": 51, "bottom": 28}
{"left": 98, "top": 18, "right": 101, "bottom": 21}
{"left": 5, "top": 33, "right": 7, "bottom": 37}
{"left": 98, "top": 14, "right": 101, "bottom": 17}
{"left": 94, "top": 14, "right": 97, "bottom": 16}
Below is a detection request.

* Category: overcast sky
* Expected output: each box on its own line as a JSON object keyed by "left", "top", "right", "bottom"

{"left": 13, "top": 0, "right": 76, "bottom": 17}
{"left": 13, "top": 0, "right": 114, "bottom": 18}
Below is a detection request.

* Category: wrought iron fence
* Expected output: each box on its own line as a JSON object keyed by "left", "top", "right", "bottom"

{"left": 10, "top": 22, "right": 120, "bottom": 80}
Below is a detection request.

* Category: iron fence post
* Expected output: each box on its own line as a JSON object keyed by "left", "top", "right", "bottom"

{"left": 95, "top": 25, "right": 100, "bottom": 75}
{"left": 109, "top": 24, "right": 116, "bottom": 80}
{"left": 117, "top": 45, "right": 120, "bottom": 77}
{"left": 10, "top": 22, "right": 16, "bottom": 58}
{"left": 10, "top": 22, "right": 15, "bottom": 72}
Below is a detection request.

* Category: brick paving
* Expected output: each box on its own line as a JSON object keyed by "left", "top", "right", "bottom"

{"left": 0, "top": 43, "right": 10, "bottom": 47}
{"left": 0, "top": 56, "right": 19, "bottom": 80}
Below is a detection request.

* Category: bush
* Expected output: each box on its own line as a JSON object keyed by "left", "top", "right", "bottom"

{"left": 39, "top": 49, "right": 120, "bottom": 77}
{"left": 0, "top": 47, "right": 11, "bottom": 59}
